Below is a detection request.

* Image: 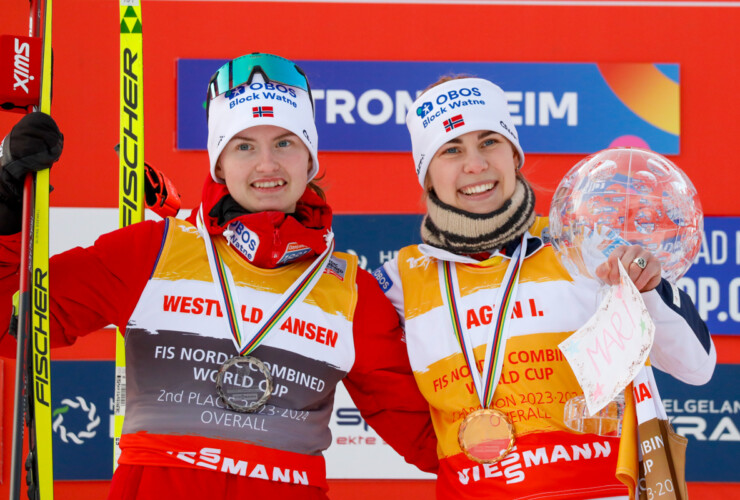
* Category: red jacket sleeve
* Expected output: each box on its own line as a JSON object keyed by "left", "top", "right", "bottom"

{"left": 0, "top": 220, "right": 167, "bottom": 357}
{"left": 343, "top": 268, "right": 439, "bottom": 474}
{"left": 0, "top": 232, "right": 23, "bottom": 357}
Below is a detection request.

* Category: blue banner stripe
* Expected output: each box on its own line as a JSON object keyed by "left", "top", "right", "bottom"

{"left": 177, "top": 60, "right": 679, "bottom": 154}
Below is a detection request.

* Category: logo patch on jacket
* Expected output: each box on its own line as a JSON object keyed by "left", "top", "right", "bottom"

{"left": 324, "top": 256, "right": 347, "bottom": 281}
{"left": 226, "top": 220, "right": 260, "bottom": 262}
{"left": 277, "top": 242, "right": 312, "bottom": 265}
{"left": 372, "top": 267, "right": 393, "bottom": 292}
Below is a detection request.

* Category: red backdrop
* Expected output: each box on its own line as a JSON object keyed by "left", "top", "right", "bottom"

{"left": 1, "top": 1, "right": 738, "bottom": 498}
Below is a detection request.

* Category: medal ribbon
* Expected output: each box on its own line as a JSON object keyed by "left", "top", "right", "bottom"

{"left": 439, "top": 234, "right": 528, "bottom": 409}
{"left": 197, "top": 206, "right": 334, "bottom": 355}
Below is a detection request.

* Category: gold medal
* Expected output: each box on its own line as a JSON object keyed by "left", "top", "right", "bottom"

{"left": 458, "top": 408, "right": 515, "bottom": 464}
{"left": 441, "top": 236, "right": 528, "bottom": 465}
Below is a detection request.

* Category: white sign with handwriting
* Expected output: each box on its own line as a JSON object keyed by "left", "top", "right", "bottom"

{"left": 559, "top": 260, "right": 655, "bottom": 415}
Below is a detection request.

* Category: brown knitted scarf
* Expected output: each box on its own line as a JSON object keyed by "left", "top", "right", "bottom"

{"left": 421, "top": 178, "right": 536, "bottom": 254}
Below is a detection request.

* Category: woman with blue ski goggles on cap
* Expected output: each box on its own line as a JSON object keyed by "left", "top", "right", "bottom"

{"left": 0, "top": 53, "right": 438, "bottom": 499}
{"left": 373, "top": 76, "right": 714, "bottom": 499}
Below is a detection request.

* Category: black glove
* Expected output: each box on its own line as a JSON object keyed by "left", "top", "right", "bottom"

{"left": 0, "top": 111, "right": 63, "bottom": 205}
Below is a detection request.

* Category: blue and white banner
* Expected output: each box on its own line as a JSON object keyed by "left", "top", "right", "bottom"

{"left": 655, "top": 365, "right": 740, "bottom": 482}
{"left": 679, "top": 217, "right": 740, "bottom": 335}
{"left": 51, "top": 361, "right": 114, "bottom": 480}
{"left": 177, "top": 60, "right": 679, "bottom": 154}
{"left": 332, "top": 214, "right": 423, "bottom": 272}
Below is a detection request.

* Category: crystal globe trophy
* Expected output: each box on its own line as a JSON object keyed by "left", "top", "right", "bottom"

{"left": 549, "top": 147, "right": 702, "bottom": 283}
{"left": 548, "top": 147, "right": 703, "bottom": 435}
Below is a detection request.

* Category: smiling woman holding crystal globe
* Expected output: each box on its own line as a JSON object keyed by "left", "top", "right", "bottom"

{"left": 373, "top": 75, "right": 715, "bottom": 499}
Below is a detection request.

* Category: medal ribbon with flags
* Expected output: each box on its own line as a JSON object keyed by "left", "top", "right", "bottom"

{"left": 439, "top": 234, "right": 528, "bottom": 409}
{"left": 197, "top": 207, "right": 334, "bottom": 356}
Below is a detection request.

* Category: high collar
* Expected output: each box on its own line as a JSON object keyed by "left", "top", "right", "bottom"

{"left": 419, "top": 232, "right": 544, "bottom": 264}
{"left": 421, "top": 178, "right": 536, "bottom": 255}
{"left": 185, "top": 175, "right": 333, "bottom": 269}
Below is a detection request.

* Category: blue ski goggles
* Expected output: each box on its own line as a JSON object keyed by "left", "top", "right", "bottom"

{"left": 206, "top": 53, "right": 313, "bottom": 115}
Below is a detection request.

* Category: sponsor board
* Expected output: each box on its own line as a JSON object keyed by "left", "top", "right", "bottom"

{"left": 679, "top": 217, "right": 740, "bottom": 335}
{"left": 332, "top": 214, "right": 423, "bottom": 272}
{"left": 325, "top": 382, "right": 435, "bottom": 479}
{"left": 51, "top": 361, "right": 115, "bottom": 480}
{"left": 655, "top": 365, "right": 740, "bottom": 482}
{"left": 177, "top": 60, "right": 679, "bottom": 154}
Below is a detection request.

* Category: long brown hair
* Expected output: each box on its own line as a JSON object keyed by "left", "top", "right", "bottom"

{"left": 308, "top": 178, "right": 325, "bottom": 200}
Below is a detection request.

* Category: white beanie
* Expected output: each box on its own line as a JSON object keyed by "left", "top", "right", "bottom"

{"left": 207, "top": 74, "right": 319, "bottom": 183}
{"left": 406, "top": 78, "right": 524, "bottom": 187}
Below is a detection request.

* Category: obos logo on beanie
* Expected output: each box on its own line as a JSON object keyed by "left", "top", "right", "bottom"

{"left": 207, "top": 73, "right": 319, "bottom": 183}
{"left": 406, "top": 78, "right": 524, "bottom": 188}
